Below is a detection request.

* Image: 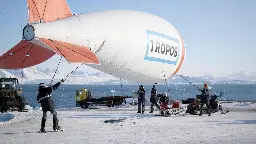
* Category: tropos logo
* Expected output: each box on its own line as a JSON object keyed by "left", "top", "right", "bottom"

{"left": 144, "top": 30, "right": 180, "bottom": 65}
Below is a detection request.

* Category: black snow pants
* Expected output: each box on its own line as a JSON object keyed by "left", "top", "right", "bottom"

{"left": 199, "top": 101, "right": 211, "bottom": 116}
{"left": 150, "top": 102, "right": 160, "bottom": 112}
{"left": 137, "top": 97, "right": 145, "bottom": 113}
{"left": 41, "top": 109, "right": 59, "bottom": 130}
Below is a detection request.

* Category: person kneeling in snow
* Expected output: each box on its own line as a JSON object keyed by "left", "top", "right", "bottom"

{"left": 158, "top": 92, "right": 170, "bottom": 115}
{"left": 37, "top": 79, "right": 64, "bottom": 132}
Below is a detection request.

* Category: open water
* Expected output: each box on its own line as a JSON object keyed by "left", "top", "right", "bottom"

{"left": 16, "top": 84, "right": 256, "bottom": 109}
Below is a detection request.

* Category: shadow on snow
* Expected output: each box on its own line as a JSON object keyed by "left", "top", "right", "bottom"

{"left": 205, "top": 120, "right": 256, "bottom": 124}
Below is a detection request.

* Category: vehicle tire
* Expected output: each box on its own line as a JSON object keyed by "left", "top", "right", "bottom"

{"left": 18, "top": 97, "right": 24, "bottom": 112}
{"left": 80, "top": 102, "right": 88, "bottom": 109}
{"left": 4, "top": 105, "right": 8, "bottom": 112}
{"left": 85, "top": 103, "right": 89, "bottom": 109}
{"left": 0, "top": 101, "right": 3, "bottom": 113}
{"left": 106, "top": 101, "right": 113, "bottom": 107}
{"left": 18, "top": 103, "right": 25, "bottom": 112}
{"left": 0, "top": 106, "right": 4, "bottom": 113}
{"left": 114, "top": 100, "right": 122, "bottom": 106}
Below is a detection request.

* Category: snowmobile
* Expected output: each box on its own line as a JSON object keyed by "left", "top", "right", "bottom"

{"left": 209, "top": 95, "right": 220, "bottom": 112}
{"left": 184, "top": 97, "right": 200, "bottom": 115}
{"left": 183, "top": 94, "right": 222, "bottom": 115}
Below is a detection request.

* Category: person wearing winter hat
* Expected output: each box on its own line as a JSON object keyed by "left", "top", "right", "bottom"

{"left": 199, "top": 83, "right": 211, "bottom": 116}
{"left": 37, "top": 79, "right": 65, "bottom": 132}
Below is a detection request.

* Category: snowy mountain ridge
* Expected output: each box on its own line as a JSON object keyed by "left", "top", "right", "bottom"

{"left": 0, "top": 67, "right": 122, "bottom": 84}
{"left": 0, "top": 67, "right": 256, "bottom": 84}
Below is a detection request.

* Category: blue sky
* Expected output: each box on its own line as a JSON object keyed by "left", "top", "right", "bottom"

{"left": 0, "top": 0, "right": 255, "bottom": 77}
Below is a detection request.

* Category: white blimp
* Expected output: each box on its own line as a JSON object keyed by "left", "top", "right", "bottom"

{"left": 0, "top": 0, "right": 186, "bottom": 84}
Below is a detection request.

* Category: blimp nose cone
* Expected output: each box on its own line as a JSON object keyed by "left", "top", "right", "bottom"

{"left": 22, "top": 24, "right": 35, "bottom": 41}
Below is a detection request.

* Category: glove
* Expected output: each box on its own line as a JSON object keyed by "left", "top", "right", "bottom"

{"left": 60, "top": 79, "right": 65, "bottom": 83}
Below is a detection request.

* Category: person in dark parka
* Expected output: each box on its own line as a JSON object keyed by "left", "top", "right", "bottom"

{"left": 37, "top": 79, "right": 64, "bottom": 132}
{"left": 199, "top": 84, "right": 211, "bottom": 116}
{"left": 137, "top": 85, "right": 146, "bottom": 114}
{"left": 149, "top": 85, "right": 160, "bottom": 113}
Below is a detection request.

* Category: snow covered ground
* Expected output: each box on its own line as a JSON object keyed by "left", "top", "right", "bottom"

{"left": 0, "top": 102, "right": 256, "bottom": 144}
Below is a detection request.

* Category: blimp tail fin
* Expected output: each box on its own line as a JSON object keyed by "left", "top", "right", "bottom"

{"left": 39, "top": 38, "right": 100, "bottom": 64}
{"left": 0, "top": 40, "right": 55, "bottom": 69}
{"left": 0, "top": 38, "right": 100, "bottom": 69}
{"left": 27, "top": 0, "right": 73, "bottom": 23}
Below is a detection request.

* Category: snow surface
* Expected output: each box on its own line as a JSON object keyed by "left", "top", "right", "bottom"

{"left": 221, "top": 101, "right": 256, "bottom": 111}
{"left": 0, "top": 102, "right": 256, "bottom": 144}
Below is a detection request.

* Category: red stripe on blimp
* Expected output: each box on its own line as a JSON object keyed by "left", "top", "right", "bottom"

{"left": 169, "top": 31, "right": 186, "bottom": 78}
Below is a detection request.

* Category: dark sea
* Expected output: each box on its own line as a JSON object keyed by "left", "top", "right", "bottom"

{"left": 17, "top": 84, "right": 256, "bottom": 109}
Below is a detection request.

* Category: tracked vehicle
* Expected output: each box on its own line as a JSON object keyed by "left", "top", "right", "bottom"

{"left": 0, "top": 77, "right": 27, "bottom": 113}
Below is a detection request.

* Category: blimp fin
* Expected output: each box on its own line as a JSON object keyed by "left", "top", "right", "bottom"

{"left": 27, "top": 0, "right": 72, "bottom": 23}
{"left": 39, "top": 38, "right": 100, "bottom": 64}
{"left": 0, "top": 38, "right": 100, "bottom": 69}
{"left": 0, "top": 40, "right": 55, "bottom": 69}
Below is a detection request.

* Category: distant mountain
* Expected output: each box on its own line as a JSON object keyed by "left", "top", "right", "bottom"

{"left": 226, "top": 71, "right": 256, "bottom": 82}
{"left": 0, "top": 67, "right": 126, "bottom": 85}
{"left": 0, "top": 67, "right": 256, "bottom": 84}
{"left": 248, "top": 71, "right": 256, "bottom": 78}
{"left": 168, "top": 73, "right": 256, "bottom": 84}
{"left": 228, "top": 71, "right": 247, "bottom": 79}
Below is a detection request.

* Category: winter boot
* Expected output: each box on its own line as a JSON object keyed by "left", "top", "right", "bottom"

{"left": 53, "top": 118, "right": 59, "bottom": 131}
{"left": 149, "top": 110, "right": 153, "bottom": 113}
{"left": 208, "top": 109, "right": 211, "bottom": 116}
{"left": 39, "top": 129, "right": 46, "bottom": 132}
{"left": 39, "top": 128, "right": 46, "bottom": 132}
{"left": 39, "top": 118, "right": 46, "bottom": 132}
{"left": 54, "top": 125, "right": 62, "bottom": 131}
